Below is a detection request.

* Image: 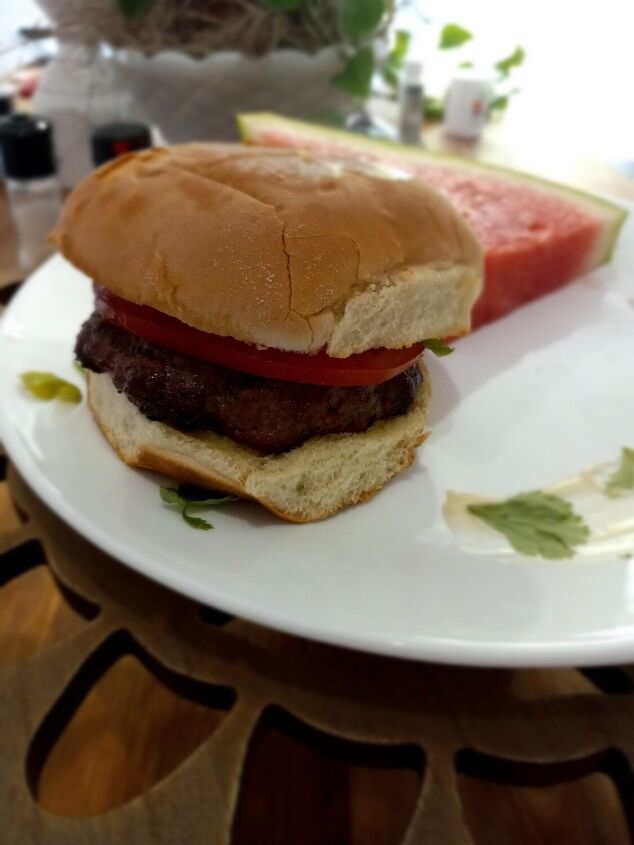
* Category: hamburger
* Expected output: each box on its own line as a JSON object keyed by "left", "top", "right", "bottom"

{"left": 53, "top": 144, "right": 482, "bottom": 522}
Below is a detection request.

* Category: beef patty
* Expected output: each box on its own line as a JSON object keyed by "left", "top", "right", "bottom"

{"left": 76, "top": 312, "right": 423, "bottom": 454}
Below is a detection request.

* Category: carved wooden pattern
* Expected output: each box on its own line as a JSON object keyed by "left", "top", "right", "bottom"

{"left": 1, "top": 453, "right": 634, "bottom": 844}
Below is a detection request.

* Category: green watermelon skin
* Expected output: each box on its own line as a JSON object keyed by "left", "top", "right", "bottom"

{"left": 238, "top": 113, "right": 627, "bottom": 329}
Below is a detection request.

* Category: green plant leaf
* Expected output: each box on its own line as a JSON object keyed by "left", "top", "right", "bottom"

{"left": 439, "top": 23, "right": 473, "bottom": 49}
{"left": 468, "top": 492, "right": 590, "bottom": 559}
{"left": 390, "top": 29, "right": 410, "bottom": 62}
{"left": 458, "top": 60, "right": 474, "bottom": 69}
{"left": 117, "top": 0, "right": 155, "bottom": 18}
{"left": 495, "top": 46, "right": 525, "bottom": 77}
{"left": 21, "top": 372, "right": 82, "bottom": 404}
{"left": 382, "top": 66, "right": 399, "bottom": 87}
{"left": 489, "top": 94, "right": 509, "bottom": 112}
{"left": 422, "top": 338, "right": 454, "bottom": 357}
{"left": 606, "top": 447, "right": 634, "bottom": 497}
{"left": 262, "top": 0, "right": 303, "bottom": 10}
{"left": 332, "top": 46, "right": 375, "bottom": 99}
{"left": 424, "top": 96, "right": 445, "bottom": 120}
{"left": 340, "top": 0, "right": 385, "bottom": 40}
{"left": 381, "top": 29, "right": 410, "bottom": 88}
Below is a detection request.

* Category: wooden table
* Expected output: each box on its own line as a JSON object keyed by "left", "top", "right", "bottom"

{"left": 1, "top": 115, "right": 633, "bottom": 845}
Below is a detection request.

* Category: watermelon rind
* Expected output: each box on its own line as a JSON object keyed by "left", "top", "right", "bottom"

{"left": 237, "top": 112, "right": 627, "bottom": 268}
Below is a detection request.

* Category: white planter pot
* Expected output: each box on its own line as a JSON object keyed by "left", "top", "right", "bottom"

{"left": 110, "top": 47, "right": 354, "bottom": 143}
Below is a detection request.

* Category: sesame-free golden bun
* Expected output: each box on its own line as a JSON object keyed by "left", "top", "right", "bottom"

{"left": 53, "top": 143, "right": 483, "bottom": 357}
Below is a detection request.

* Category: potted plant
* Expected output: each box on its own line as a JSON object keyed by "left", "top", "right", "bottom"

{"left": 36, "top": 0, "right": 397, "bottom": 142}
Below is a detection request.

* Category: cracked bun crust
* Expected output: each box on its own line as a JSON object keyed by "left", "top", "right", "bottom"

{"left": 53, "top": 144, "right": 483, "bottom": 357}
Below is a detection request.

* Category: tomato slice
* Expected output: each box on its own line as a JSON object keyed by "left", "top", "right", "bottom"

{"left": 94, "top": 286, "right": 423, "bottom": 386}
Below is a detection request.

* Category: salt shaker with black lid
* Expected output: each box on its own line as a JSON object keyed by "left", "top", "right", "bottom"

{"left": 0, "top": 114, "right": 62, "bottom": 270}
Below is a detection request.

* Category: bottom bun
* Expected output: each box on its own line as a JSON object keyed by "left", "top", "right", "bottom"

{"left": 87, "top": 363, "right": 431, "bottom": 523}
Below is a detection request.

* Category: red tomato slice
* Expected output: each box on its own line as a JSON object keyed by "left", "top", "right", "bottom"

{"left": 94, "top": 286, "right": 423, "bottom": 386}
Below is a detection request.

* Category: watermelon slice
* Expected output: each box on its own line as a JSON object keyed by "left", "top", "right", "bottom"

{"left": 238, "top": 112, "right": 627, "bottom": 329}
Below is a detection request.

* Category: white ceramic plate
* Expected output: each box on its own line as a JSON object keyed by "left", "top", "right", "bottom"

{"left": 1, "top": 215, "right": 633, "bottom": 667}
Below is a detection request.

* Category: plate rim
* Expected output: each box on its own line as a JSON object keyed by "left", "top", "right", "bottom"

{"left": 3, "top": 251, "right": 634, "bottom": 668}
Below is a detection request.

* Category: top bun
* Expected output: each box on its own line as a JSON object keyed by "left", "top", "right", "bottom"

{"left": 53, "top": 143, "right": 483, "bottom": 357}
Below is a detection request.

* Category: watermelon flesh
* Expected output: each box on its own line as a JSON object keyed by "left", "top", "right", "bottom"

{"left": 238, "top": 113, "right": 627, "bottom": 330}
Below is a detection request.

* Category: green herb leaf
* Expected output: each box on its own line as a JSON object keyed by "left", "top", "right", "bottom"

{"left": 160, "top": 486, "right": 185, "bottom": 507}
{"left": 340, "top": 0, "right": 384, "bottom": 40}
{"left": 422, "top": 338, "right": 454, "bottom": 357}
{"left": 495, "top": 46, "right": 525, "bottom": 78}
{"left": 606, "top": 447, "right": 634, "bottom": 497}
{"left": 261, "top": 0, "right": 303, "bottom": 10}
{"left": 332, "top": 46, "right": 375, "bottom": 99}
{"left": 160, "top": 484, "right": 239, "bottom": 531}
{"left": 182, "top": 508, "right": 213, "bottom": 531}
{"left": 439, "top": 23, "right": 473, "bottom": 49}
{"left": 382, "top": 29, "right": 410, "bottom": 88}
{"left": 468, "top": 492, "right": 590, "bottom": 559}
{"left": 458, "top": 60, "right": 474, "bottom": 69}
{"left": 117, "top": 0, "right": 154, "bottom": 18}
{"left": 21, "top": 372, "right": 82, "bottom": 404}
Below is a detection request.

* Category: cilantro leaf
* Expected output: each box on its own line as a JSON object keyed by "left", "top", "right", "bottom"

{"left": 495, "top": 46, "right": 525, "bottom": 78}
{"left": 422, "top": 339, "right": 454, "bottom": 357}
{"left": 467, "top": 492, "right": 590, "bottom": 559}
{"left": 21, "top": 372, "right": 82, "bottom": 404}
{"left": 332, "top": 46, "right": 375, "bottom": 99}
{"left": 160, "top": 486, "right": 185, "bottom": 507}
{"left": 439, "top": 24, "right": 473, "bottom": 50}
{"left": 160, "top": 484, "right": 238, "bottom": 530}
{"left": 606, "top": 447, "right": 634, "bottom": 497}
{"left": 182, "top": 509, "right": 213, "bottom": 531}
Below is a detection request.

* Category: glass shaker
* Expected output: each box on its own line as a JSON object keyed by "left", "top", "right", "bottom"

{"left": 0, "top": 114, "right": 62, "bottom": 271}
